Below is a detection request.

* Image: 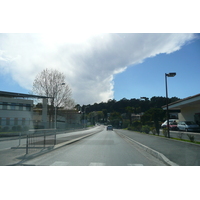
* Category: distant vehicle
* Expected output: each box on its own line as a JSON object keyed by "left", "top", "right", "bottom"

{"left": 107, "top": 125, "right": 113, "bottom": 131}
{"left": 161, "top": 119, "right": 178, "bottom": 128}
{"left": 177, "top": 121, "right": 200, "bottom": 132}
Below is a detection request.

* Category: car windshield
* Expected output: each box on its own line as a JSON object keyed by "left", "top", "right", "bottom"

{"left": 1, "top": 32, "right": 200, "bottom": 167}
{"left": 1, "top": 7, "right": 200, "bottom": 199}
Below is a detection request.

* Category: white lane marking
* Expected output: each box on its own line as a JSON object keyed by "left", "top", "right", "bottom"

{"left": 127, "top": 164, "right": 144, "bottom": 166}
{"left": 89, "top": 162, "right": 106, "bottom": 166}
{"left": 50, "top": 161, "right": 70, "bottom": 166}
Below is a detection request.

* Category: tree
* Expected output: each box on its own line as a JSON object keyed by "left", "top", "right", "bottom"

{"left": 32, "top": 68, "right": 75, "bottom": 125}
{"left": 141, "top": 108, "right": 165, "bottom": 135}
{"left": 125, "top": 106, "right": 134, "bottom": 126}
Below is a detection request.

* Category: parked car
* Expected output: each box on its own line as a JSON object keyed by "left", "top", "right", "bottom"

{"left": 161, "top": 119, "right": 178, "bottom": 128}
{"left": 168, "top": 121, "right": 178, "bottom": 130}
{"left": 177, "top": 121, "right": 200, "bottom": 132}
{"left": 107, "top": 125, "right": 113, "bottom": 131}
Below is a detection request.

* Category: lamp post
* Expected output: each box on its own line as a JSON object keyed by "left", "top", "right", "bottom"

{"left": 165, "top": 72, "right": 176, "bottom": 138}
{"left": 84, "top": 106, "right": 88, "bottom": 129}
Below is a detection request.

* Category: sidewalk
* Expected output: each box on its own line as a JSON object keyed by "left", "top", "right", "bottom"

{"left": 115, "top": 129, "right": 200, "bottom": 166}
{"left": 0, "top": 126, "right": 103, "bottom": 166}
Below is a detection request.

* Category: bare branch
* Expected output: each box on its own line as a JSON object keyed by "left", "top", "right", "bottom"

{"left": 32, "top": 68, "right": 74, "bottom": 108}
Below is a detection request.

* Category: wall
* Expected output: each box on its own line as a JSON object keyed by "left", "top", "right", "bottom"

{"left": 178, "top": 105, "right": 200, "bottom": 122}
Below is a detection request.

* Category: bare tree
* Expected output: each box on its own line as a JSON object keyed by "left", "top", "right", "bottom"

{"left": 32, "top": 68, "right": 75, "bottom": 126}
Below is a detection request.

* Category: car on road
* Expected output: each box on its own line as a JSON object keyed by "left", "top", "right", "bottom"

{"left": 107, "top": 125, "right": 113, "bottom": 131}
{"left": 177, "top": 121, "right": 200, "bottom": 132}
{"left": 161, "top": 119, "right": 178, "bottom": 128}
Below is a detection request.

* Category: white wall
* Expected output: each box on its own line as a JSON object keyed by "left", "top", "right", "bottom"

{"left": 178, "top": 105, "right": 200, "bottom": 121}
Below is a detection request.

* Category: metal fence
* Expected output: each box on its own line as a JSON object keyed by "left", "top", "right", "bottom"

{"left": 24, "top": 126, "right": 87, "bottom": 155}
{"left": 25, "top": 129, "right": 57, "bottom": 155}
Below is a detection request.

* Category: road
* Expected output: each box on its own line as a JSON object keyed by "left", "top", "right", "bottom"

{"left": 22, "top": 126, "right": 166, "bottom": 166}
{"left": 115, "top": 129, "right": 200, "bottom": 166}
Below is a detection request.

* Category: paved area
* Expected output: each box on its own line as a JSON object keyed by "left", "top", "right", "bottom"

{"left": 1, "top": 126, "right": 200, "bottom": 166}
{"left": 0, "top": 126, "right": 103, "bottom": 166}
{"left": 115, "top": 129, "right": 200, "bottom": 166}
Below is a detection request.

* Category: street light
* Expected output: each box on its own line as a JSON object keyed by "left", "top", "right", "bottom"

{"left": 84, "top": 106, "right": 88, "bottom": 129}
{"left": 165, "top": 72, "right": 176, "bottom": 138}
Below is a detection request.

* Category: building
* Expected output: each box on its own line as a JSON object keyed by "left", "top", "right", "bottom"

{"left": 0, "top": 91, "right": 49, "bottom": 131}
{"left": 33, "top": 108, "right": 82, "bottom": 129}
{"left": 162, "top": 93, "right": 200, "bottom": 125}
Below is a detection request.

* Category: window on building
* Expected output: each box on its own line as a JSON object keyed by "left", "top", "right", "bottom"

{"left": 22, "top": 118, "right": 26, "bottom": 125}
{"left": 26, "top": 104, "right": 31, "bottom": 111}
{"left": 11, "top": 103, "right": 16, "bottom": 110}
{"left": 6, "top": 118, "right": 10, "bottom": 126}
{"left": 19, "top": 104, "right": 23, "bottom": 111}
{"left": 15, "top": 104, "right": 20, "bottom": 110}
{"left": 3, "top": 102, "right": 8, "bottom": 110}
{"left": 23, "top": 105, "right": 27, "bottom": 111}
{"left": 14, "top": 118, "right": 18, "bottom": 125}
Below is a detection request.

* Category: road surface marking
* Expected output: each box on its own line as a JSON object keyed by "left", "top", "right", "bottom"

{"left": 50, "top": 161, "right": 70, "bottom": 166}
{"left": 89, "top": 162, "right": 106, "bottom": 166}
{"left": 127, "top": 164, "right": 144, "bottom": 166}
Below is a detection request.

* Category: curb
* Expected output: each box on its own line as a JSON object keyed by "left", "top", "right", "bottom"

{"left": 116, "top": 131, "right": 179, "bottom": 166}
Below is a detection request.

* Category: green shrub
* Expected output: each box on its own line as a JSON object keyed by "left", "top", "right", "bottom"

{"left": 22, "top": 126, "right": 30, "bottom": 131}
{"left": 16, "top": 125, "right": 22, "bottom": 131}
{"left": 141, "top": 125, "right": 150, "bottom": 134}
{"left": 187, "top": 134, "right": 195, "bottom": 142}
{"left": 12, "top": 126, "right": 17, "bottom": 131}
{"left": 150, "top": 127, "right": 156, "bottom": 135}
{"left": 162, "top": 128, "right": 168, "bottom": 137}
{"left": 132, "top": 121, "right": 142, "bottom": 132}
{"left": 2, "top": 126, "right": 10, "bottom": 132}
{"left": 177, "top": 132, "right": 183, "bottom": 139}
{"left": 122, "top": 120, "right": 129, "bottom": 129}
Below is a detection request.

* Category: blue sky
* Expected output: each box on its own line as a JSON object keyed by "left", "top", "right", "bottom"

{"left": 0, "top": 33, "right": 199, "bottom": 105}
{"left": 113, "top": 37, "right": 200, "bottom": 101}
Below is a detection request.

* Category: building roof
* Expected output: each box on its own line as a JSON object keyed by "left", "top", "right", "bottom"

{"left": 0, "top": 91, "right": 52, "bottom": 99}
{"left": 162, "top": 93, "right": 200, "bottom": 110}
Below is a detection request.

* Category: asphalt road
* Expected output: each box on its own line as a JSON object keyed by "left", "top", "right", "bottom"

{"left": 115, "top": 129, "right": 200, "bottom": 166}
{"left": 22, "top": 126, "right": 166, "bottom": 166}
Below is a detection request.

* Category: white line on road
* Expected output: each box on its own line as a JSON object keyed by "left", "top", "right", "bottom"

{"left": 50, "top": 161, "right": 70, "bottom": 166}
{"left": 89, "top": 162, "right": 106, "bottom": 166}
{"left": 127, "top": 164, "right": 144, "bottom": 166}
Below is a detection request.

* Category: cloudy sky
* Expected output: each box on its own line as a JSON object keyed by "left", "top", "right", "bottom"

{"left": 0, "top": 1, "right": 200, "bottom": 106}
{"left": 0, "top": 33, "right": 199, "bottom": 105}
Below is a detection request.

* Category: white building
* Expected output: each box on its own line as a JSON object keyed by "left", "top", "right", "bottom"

{"left": 162, "top": 93, "right": 200, "bottom": 125}
{"left": 0, "top": 91, "right": 49, "bottom": 131}
{"left": 33, "top": 108, "right": 82, "bottom": 129}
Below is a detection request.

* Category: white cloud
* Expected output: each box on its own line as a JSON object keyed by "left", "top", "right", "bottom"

{"left": 0, "top": 33, "right": 195, "bottom": 104}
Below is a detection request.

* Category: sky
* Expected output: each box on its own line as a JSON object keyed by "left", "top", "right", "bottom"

{"left": 0, "top": 33, "right": 199, "bottom": 105}
{"left": 0, "top": 1, "right": 200, "bottom": 106}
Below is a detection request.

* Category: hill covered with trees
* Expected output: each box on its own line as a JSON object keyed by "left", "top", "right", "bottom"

{"left": 76, "top": 96, "right": 180, "bottom": 133}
